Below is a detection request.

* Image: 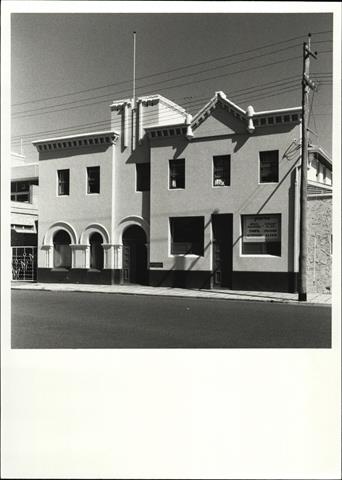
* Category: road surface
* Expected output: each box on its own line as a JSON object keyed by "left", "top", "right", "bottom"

{"left": 11, "top": 290, "right": 331, "bottom": 348}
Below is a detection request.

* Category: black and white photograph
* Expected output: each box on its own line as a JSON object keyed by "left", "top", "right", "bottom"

{"left": 1, "top": 1, "right": 341, "bottom": 478}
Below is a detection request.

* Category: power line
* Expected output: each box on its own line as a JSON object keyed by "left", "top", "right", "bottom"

{"left": 13, "top": 45, "right": 304, "bottom": 117}
{"left": 12, "top": 45, "right": 332, "bottom": 121}
{"left": 11, "top": 75, "right": 302, "bottom": 140}
{"left": 13, "top": 54, "right": 305, "bottom": 120}
{"left": 11, "top": 83, "right": 306, "bottom": 147}
{"left": 11, "top": 77, "right": 304, "bottom": 141}
{"left": 12, "top": 31, "right": 332, "bottom": 108}
{"left": 12, "top": 80, "right": 323, "bottom": 147}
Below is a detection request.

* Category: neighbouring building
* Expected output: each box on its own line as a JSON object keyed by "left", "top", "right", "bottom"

{"left": 307, "top": 146, "right": 332, "bottom": 293}
{"left": 30, "top": 92, "right": 332, "bottom": 293}
{"left": 10, "top": 152, "right": 39, "bottom": 281}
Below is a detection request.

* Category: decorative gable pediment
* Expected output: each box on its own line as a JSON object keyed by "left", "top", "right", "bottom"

{"left": 192, "top": 100, "right": 247, "bottom": 137}
{"left": 191, "top": 92, "right": 250, "bottom": 137}
{"left": 145, "top": 91, "right": 301, "bottom": 141}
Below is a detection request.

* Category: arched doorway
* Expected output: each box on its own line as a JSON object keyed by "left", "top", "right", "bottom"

{"left": 122, "top": 225, "right": 148, "bottom": 285}
{"left": 89, "top": 232, "right": 104, "bottom": 270}
{"left": 53, "top": 230, "right": 72, "bottom": 268}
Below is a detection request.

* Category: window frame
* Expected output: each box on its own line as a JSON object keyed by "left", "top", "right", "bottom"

{"left": 240, "top": 214, "right": 282, "bottom": 257}
{"left": 11, "top": 180, "right": 38, "bottom": 202}
{"left": 212, "top": 155, "right": 231, "bottom": 187}
{"left": 89, "top": 232, "right": 104, "bottom": 270}
{"left": 169, "top": 158, "right": 185, "bottom": 190}
{"left": 53, "top": 230, "right": 72, "bottom": 269}
{"left": 86, "top": 166, "right": 100, "bottom": 195}
{"left": 57, "top": 169, "right": 70, "bottom": 196}
{"left": 169, "top": 216, "right": 204, "bottom": 257}
{"left": 259, "top": 150, "right": 279, "bottom": 184}
{"left": 136, "top": 163, "right": 151, "bottom": 192}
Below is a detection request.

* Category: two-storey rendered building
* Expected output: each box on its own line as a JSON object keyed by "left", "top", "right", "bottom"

{"left": 32, "top": 92, "right": 332, "bottom": 293}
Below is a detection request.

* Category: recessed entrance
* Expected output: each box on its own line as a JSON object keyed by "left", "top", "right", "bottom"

{"left": 212, "top": 214, "right": 233, "bottom": 288}
{"left": 122, "top": 225, "right": 148, "bottom": 285}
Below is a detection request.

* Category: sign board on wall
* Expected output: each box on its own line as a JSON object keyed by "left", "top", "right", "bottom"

{"left": 149, "top": 262, "right": 163, "bottom": 268}
{"left": 243, "top": 215, "right": 280, "bottom": 243}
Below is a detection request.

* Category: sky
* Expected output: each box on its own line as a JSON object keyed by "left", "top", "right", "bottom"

{"left": 10, "top": 8, "right": 334, "bottom": 163}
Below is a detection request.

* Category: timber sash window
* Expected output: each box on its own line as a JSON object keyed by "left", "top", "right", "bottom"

{"left": 169, "top": 159, "right": 185, "bottom": 189}
{"left": 57, "top": 169, "right": 70, "bottom": 196}
{"left": 170, "top": 216, "right": 204, "bottom": 256}
{"left": 11, "top": 180, "right": 38, "bottom": 202}
{"left": 259, "top": 150, "right": 279, "bottom": 183}
{"left": 242, "top": 214, "right": 281, "bottom": 256}
{"left": 87, "top": 166, "right": 100, "bottom": 194}
{"left": 213, "top": 155, "right": 230, "bottom": 186}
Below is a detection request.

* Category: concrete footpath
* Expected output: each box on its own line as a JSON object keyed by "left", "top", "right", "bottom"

{"left": 12, "top": 282, "right": 332, "bottom": 306}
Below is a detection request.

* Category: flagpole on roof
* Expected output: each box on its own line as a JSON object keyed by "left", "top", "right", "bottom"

{"left": 133, "top": 31, "right": 136, "bottom": 110}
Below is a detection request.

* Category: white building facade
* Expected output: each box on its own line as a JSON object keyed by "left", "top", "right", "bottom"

{"left": 32, "top": 92, "right": 332, "bottom": 292}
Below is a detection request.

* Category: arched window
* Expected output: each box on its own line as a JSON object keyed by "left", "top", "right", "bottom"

{"left": 89, "top": 232, "right": 104, "bottom": 270}
{"left": 53, "top": 230, "right": 72, "bottom": 268}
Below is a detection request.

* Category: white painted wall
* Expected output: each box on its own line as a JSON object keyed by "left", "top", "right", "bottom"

{"left": 37, "top": 145, "right": 114, "bottom": 268}
{"left": 150, "top": 115, "right": 301, "bottom": 275}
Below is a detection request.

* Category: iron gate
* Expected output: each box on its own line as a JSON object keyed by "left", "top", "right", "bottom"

{"left": 12, "top": 246, "right": 37, "bottom": 281}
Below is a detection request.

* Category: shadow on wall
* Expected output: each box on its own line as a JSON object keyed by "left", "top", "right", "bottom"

{"left": 39, "top": 144, "right": 111, "bottom": 161}
{"left": 287, "top": 168, "right": 297, "bottom": 274}
{"left": 152, "top": 211, "right": 218, "bottom": 289}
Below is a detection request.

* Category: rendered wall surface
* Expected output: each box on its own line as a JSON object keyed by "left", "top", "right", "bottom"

{"left": 149, "top": 108, "right": 301, "bottom": 286}
{"left": 111, "top": 98, "right": 186, "bottom": 244}
{"left": 37, "top": 145, "right": 114, "bottom": 268}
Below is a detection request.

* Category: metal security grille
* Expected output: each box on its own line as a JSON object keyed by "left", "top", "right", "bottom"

{"left": 122, "top": 245, "right": 130, "bottom": 282}
{"left": 12, "top": 246, "right": 37, "bottom": 281}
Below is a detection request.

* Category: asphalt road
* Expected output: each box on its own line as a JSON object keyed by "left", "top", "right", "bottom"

{"left": 11, "top": 290, "right": 331, "bottom": 349}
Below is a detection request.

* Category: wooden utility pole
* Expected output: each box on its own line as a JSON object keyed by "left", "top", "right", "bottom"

{"left": 298, "top": 34, "right": 317, "bottom": 301}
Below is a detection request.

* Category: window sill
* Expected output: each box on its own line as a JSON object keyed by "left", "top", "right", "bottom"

{"left": 51, "top": 267, "right": 71, "bottom": 271}
{"left": 258, "top": 182, "right": 279, "bottom": 185}
{"left": 169, "top": 254, "right": 203, "bottom": 258}
{"left": 240, "top": 254, "right": 281, "bottom": 258}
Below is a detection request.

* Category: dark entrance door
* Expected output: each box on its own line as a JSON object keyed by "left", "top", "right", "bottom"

{"left": 212, "top": 214, "right": 233, "bottom": 288}
{"left": 122, "top": 225, "right": 148, "bottom": 285}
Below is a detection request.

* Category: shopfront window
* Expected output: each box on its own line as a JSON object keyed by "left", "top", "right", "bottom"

{"left": 242, "top": 214, "right": 281, "bottom": 256}
{"left": 170, "top": 216, "right": 204, "bottom": 255}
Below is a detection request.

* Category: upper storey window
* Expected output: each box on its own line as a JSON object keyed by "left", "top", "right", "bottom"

{"left": 169, "top": 159, "right": 185, "bottom": 189}
{"left": 213, "top": 155, "right": 230, "bottom": 187}
{"left": 11, "top": 180, "right": 38, "bottom": 202}
{"left": 87, "top": 166, "right": 100, "bottom": 194}
{"left": 136, "top": 163, "right": 150, "bottom": 192}
{"left": 259, "top": 150, "right": 279, "bottom": 183}
{"left": 57, "top": 169, "right": 70, "bottom": 196}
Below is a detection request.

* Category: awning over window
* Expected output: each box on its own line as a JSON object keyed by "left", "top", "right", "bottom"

{"left": 11, "top": 214, "right": 37, "bottom": 232}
